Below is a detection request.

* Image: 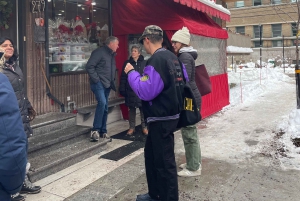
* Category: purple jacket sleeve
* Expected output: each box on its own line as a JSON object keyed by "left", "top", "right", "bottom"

{"left": 182, "top": 63, "right": 189, "bottom": 82}
{"left": 127, "top": 65, "right": 164, "bottom": 101}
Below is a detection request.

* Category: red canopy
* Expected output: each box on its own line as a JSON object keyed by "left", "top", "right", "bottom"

{"left": 174, "top": 0, "right": 230, "bottom": 22}
{"left": 112, "top": 0, "right": 228, "bottom": 39}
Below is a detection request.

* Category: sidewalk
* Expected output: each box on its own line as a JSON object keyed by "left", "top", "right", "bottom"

{"left": 26, "top": 72, "right": 300, "bottom": 201}
{"left": 106, "top": 74, "right": 300, "bottom": 200}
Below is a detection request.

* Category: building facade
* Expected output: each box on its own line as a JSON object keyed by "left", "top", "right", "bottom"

{"left": 226, "top": 0, "right": 298, "bottom": 65}
{"left": 0, "top": 0, "right": 230, "bottom": 116}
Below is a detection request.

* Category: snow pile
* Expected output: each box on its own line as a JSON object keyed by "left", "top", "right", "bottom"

{"left": 227, "top": 46, "right": 253, "bottom": 53}
{"left": 278, "top": 109, "right": 300, "bottom": 164}
{"left": 227, "top": 68, "right": 300, "bottom": 170}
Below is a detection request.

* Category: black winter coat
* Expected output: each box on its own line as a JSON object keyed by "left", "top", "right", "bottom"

{"left": 86, "top": 45, "right": 117, "bottom": 90}
{"left": 178, "top": 49, "right": 202, "bottom": 110}
{"left": 2, "top": 62, "right": 33, "bottom": 138}
{"left": 119, "top": 55, "right": 146, "bottom": 108}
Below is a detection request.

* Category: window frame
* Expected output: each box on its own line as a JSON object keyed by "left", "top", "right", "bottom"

{"left": 271, "top": 0, "right": 281, "bottom": 4}
{"left": 253, "top": 0, "right": 262, "bottom": 6}
{"left": 272, "top": 40, "right": 282, "bottom": 47}
{"left": 236, "top": 26, "right": 245, "bottom": 35}
{"left": 272, "top": 24, "right": 282, "bottom": 37}
{"left": 253, "top": 41, "right": 261, "bottom": 48}
{"left": 292, "top": 22, "right": 297, "bottom": 36}
{"left": 253, "top": 25, "right": 262, "bottom": 38}
{"left": 235, "top": 1, "right": 244, "bottom": 8}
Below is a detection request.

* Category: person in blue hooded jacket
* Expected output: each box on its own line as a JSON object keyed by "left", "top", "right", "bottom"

{"left": 0, "top": 72, "right": 27, "bottom": 201}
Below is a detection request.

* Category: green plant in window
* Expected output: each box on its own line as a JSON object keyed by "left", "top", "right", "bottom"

{"left": 0, "top": 0, "right": 13, "bottom": 30}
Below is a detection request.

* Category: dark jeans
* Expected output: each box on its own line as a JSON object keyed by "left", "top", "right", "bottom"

{"left": 90, "top": 81, "right": 111, "bottom": 134}
{"left": 128, "top": 107, "right": 146, "bottom": 129}
{"left": 145, "top": 119, "right": 179, "bottom": 201}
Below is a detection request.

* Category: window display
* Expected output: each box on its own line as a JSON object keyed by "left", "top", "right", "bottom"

{"left": 47, "top": 0, "right": 109, "bottom": 74}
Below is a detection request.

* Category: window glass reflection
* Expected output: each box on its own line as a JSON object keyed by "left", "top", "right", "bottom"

{"left": 47, "top": 0, "right": 109, "bottom": 74}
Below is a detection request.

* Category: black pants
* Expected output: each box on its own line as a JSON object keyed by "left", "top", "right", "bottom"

{"left": 145, "top": 119, "right": 179, "bottom": 201}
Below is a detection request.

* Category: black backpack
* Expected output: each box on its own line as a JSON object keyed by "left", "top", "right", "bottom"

{"left": 177, "top": 61, "right": 202, "bottom": 128}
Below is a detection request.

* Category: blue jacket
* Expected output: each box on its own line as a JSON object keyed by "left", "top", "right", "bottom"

{"left": 0, "top": 72, "right": 27, "bottom": 199}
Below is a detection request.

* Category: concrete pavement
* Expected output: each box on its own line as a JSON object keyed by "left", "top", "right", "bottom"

{"left": 25, "top": 77, "right": 300, "bottom": 201}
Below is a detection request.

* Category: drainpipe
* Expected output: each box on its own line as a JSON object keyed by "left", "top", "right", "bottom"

{"left": 44, "top": 0, "right": 65, "bottom": 112}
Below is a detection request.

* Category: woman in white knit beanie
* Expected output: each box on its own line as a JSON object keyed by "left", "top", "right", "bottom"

{"left": 171, "top": 27, "right": 202, "bottom": 177}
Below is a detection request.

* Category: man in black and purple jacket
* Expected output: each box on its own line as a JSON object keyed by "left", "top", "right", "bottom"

{"left": 124, "top": 25, "right": 188, "bottom": 201}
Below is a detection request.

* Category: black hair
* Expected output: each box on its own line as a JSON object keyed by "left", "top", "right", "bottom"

{"left": 146, "top": 34, "right": 163, "bottom": 44}
{"left": 0, "top": 37, "right": 19, "bottom": 63}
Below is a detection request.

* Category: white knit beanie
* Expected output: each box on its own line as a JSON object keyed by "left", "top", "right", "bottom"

{"left": 171, "top": 27, "right": 190, "bottom": 45}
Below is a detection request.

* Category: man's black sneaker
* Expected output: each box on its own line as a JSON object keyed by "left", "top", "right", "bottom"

{"left": 20, "top": 174, "right": 41, "bottom": 194}
{"left": 20, "top": 184, "right": 41, "bottom": 194}
{"left": 11, "top": 193, "right": 25, "bottom": 201}
{"left": 136, "top": 193, "right": 160, "bottom": 201}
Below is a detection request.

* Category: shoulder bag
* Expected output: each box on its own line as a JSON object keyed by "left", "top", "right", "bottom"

{"left": 177, "top": 61, "right": 202, "bottom": 128}
{"left": 195, "top": 64, "right": 212, "bottom": 96}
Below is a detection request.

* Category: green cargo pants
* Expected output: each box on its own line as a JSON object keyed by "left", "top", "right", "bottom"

{"left": 181, "top": 124, "right": 201, "bottom": 171}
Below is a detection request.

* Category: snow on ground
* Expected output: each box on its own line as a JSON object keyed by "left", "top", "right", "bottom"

{"left": 204, "top": 67, "right": 300, "bottom": 170}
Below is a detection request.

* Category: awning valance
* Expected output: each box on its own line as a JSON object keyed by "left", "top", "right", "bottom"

{"left": 112, "top": 0, "right": 228, "bottom": 39}
{"left": 174, "top": 0, "right": 231, "bottom": 22}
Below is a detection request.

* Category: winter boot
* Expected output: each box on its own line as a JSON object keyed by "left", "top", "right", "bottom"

{"left": 11, "top": 192, "right": 25, "bottom": 201}
{"left": 20, "top": 174, "right": 41, "bottom": 194}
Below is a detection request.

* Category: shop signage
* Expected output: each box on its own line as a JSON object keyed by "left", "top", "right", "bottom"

{"left": 31, "top": 0, "right": 45, "bottom": 13}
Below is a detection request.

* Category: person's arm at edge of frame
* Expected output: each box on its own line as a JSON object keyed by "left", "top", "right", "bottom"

{"left": 127, "top": 65, "right": 164, "bottom": 101}
{"left": 0, "top": 73, "right": 27, "bottom": 195}
{"left": 85, "top": 49, "right": 101, "bottom": 84}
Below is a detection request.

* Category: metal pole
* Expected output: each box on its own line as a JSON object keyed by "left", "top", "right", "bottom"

{"left": 296, "top": 0, "right": 300, "bottom": 108}
{"left": 283, "top": 35, "right": 285, "bottom": 73}
{"left": 296, "top": 34, "right": 300, "bottom": 108}
{"left": 232, "top": 55, "right": 235, "bottom": 72}
{"left": 260, "top": 24, "right": 262, "bottom": 84}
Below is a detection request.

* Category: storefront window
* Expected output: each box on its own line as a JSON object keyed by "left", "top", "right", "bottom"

{"left": 0, "top": 0, "right": 18, "bottom": 48}
{"left": 47, "top": 0, "right": 109, "bottom": 74}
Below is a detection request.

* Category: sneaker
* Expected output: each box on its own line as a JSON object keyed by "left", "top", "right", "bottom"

{"left": 90, "top": 130, "right": 99, "bottom": 142}
{"left": 11, "top": 192, "right": 25, "bottom": 201}
{"left": 179, "top": 163, "right": 187, "bottom": 169}
{"left": 179, "top": 163, "right": 201, "bottom": 170}
{"left": 20, "top": 174, "right": 41, "bottom": 194}
{"left": 136, "top": 193, "right": 159, "bottom": 201}
{"left": 177, "top": 167, "right": 201, "bottom": 177}
{"left": 101, "top": 133, "right": 112, "bottom": 142}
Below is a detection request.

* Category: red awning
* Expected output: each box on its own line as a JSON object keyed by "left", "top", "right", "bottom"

{"left": 174, "top": 0, "right": 230, "bottom": 22}
{"left": 112, "top": 0, "right": 228, "bottom": 39}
